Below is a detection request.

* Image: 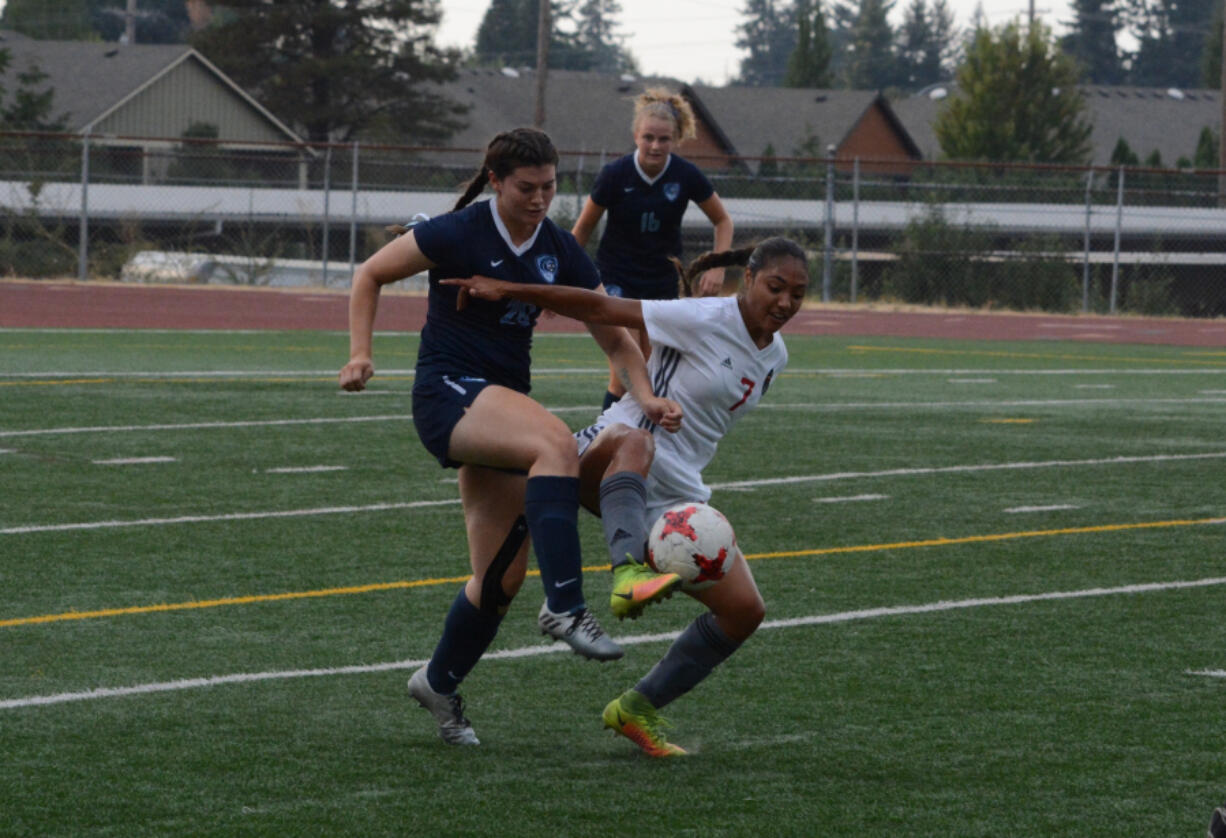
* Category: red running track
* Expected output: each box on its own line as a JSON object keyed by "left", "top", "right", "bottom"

{"left": 2, "top": 279, "right": 1224, "bottom": 346}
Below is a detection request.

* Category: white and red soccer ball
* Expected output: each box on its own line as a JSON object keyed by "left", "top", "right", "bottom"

{"left": 646, "top": 502, "right": 738, "bottom": 591}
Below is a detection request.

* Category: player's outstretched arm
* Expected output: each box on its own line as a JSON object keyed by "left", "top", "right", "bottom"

{"left": 443, "top": 276, "right": 646, "bottom": 330}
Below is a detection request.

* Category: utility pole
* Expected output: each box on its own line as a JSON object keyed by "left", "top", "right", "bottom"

{"left": 125, "top": 0, "right": 137, "bottom": 44}
{"left": 1219, "top": 0, "right": 1226, "bottom": 203}
{"left": 534, "top": 0, "right": 551, "bottom": 128}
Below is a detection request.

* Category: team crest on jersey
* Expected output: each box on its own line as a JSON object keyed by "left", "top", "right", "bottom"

{"left": 536, "top": 254, "right": 559, "bottom": 283}
{"left": 663, "top": 182, "right": 681, "bottom": 202}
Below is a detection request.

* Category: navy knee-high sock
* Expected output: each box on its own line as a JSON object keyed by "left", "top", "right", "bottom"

{"left": 524, "top": 475, "right": 585, "bottom": 614}
{"left": 426, "top": 588, "right": 503, "bottom": 695}
{"left": 634, "top": 612, "right": 741, "bottom": 709}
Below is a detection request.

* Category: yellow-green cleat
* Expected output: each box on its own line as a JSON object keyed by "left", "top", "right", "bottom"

{"left": 602, "top": 690, "right": 687, "bottom": 758}
{"left": 609, "top": 560, "right": 681, "bottom": 620}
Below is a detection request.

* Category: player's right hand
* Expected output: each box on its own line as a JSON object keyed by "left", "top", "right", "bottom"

{"left": 339, "top": 358, "right": 374, "bottom": 391}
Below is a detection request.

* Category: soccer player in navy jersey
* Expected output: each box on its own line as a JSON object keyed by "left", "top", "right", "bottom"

{"left": 338, "top": 128, "right": 683, "bottom": 746}
{"left": 445, "top": 237, "right": 810, "bottom": 757}
{"left": 572, "top": 87, "right": 733, "bottom": 412}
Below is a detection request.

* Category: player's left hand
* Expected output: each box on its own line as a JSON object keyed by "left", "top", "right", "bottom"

{"left": 695, "top": 268, "right": 724, "bottom": 297}
{"left": 641, "top": 396, "right": 683, "bottom": 432}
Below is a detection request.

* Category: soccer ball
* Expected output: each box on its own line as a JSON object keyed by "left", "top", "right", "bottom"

{"left": 646, "top": 502, "right": 738, "bottom": 591}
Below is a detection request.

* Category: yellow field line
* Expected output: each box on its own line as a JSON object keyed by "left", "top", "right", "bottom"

{"left": 846, "top": 344, "right": 1226, "bottom": 367}
{"left": 4, "top": 514, "right": 1223, "bottom": 630}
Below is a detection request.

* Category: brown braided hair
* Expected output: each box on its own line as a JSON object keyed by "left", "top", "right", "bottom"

{"left": 453, "top": 128, "right": 560, "bottom": 212}
{"left": 675, "top": 237, "right": 808, "bottom": 296}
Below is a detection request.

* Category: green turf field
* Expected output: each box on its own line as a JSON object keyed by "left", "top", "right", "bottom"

{"left": 2, "top": 328, "right": 1224, "bottom": 836}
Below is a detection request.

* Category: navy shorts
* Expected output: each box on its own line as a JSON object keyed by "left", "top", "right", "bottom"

{"left": 411, "top": 371, "right": 494, "bottom": 468}
{"left": 602, "top": 273, "right": 679, "bottom": 301}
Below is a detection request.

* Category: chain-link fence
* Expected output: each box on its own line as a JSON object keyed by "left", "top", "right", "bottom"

{"left": 2, "top": 130, "right": 1225, "bottom": 317}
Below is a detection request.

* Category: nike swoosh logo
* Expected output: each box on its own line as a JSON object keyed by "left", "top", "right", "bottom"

{"left": 612, "top": 591, "right": 633, "bottom": 600}
{"left": 491, "top": 259, "right": 504, "bottom": 266}
{"left": 554, "top": 578, "right": 578, "bottom": 588}
{"left": 623, "top": 187, "right": 634, "bottom": 192}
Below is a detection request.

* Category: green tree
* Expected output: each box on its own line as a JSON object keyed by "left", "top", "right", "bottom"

{"left": 0, "top": 0, "right": 94, "bottom": 39}
{"left": 473, "top": 0, "right": 609, "bottom": 71}
{"left": 1110, "top": 137, "right": 1140, "bottom": 165}
{"left": 1123, "top": 0, "right": 1216, "bottom": 87}
{"left": 784, "top": 0, "right": 833, "bottom": 87}
{"left": 935, "top": 22, "right": 1092, "bottom": 163}
{"left": 573, "top": 0, "right": 637, "bottom": 73}
{"left": 90, "top": 0, "right": 191, "bottom": 43}
{"left": 1061, "top": 0, "right": 1123, "bottom": 83}
{"left": 1193, "top": 126, "right": 1218, "bottom": 168}
{"left": 896, "top": 0, "right": 956, "bottom": 89}
{"left": 735, "top": 0, "right": 798, "bottom": 86}
{"left": 190, "top": 0, "right": 465, "bottom": 145}
{"left": 843, "top": 0, "right": 897, "bottom": 89}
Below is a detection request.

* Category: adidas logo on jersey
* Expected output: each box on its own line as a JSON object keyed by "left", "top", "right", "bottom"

{"left": 721, "top": 357, "right": 734, "bottom": 369}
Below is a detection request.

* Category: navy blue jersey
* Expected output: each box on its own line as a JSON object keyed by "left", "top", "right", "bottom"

{"left": 590, "top": 153, "right": 715, "bottom": 290}
{"left": 413, "top": 199, "right": 600, "bottom": 393}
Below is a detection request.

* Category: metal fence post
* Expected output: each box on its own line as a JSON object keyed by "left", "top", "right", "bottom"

{"left": 822, "top": 145, "right": 835, "bottom": 302}
{"left": 321, "top": 144, "right": 332, "bottom": 286}
{"left": 1082, "top": 167, "right": 1093, "bottom": 312}
{"left": 349, "top": 140, "right": 359, "bottom": 279}
{"left": 1110, "top": 167, "right": 1124, "bottom": 313}
{"left": 78, "top": 130, "right": 90, "bottom": 281}
{"left": 851, "top": 157, "right": 860, "bottom": 303}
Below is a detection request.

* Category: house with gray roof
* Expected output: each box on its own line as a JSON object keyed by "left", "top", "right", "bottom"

{"left": 0, "top": 30, "right": 306, "bottom": 182}
{"left": 892, "top": 83, "right": 1220, "bottom": 166}
{"left": 427, "top": 68, "right": 921, "bottom": 176}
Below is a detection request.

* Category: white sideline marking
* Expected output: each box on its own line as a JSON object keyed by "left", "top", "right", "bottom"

{"left": 948, "top": 378, "right": 996, "bottom": 384}
{"left": 1199, "top": 390, "right": 1226, "bottom": 395}
{"left": 0, "top": 499, "right": 460, "bottom": 535}
{"left": 1004, "top": 504, "right": 1080, "bottom": 514}
{"left": 3, "top": 575, "right": 1223, "bottom": 711}
{"left": 265, "top": 466, "right": 347, "bottom": 474}
{"left": 1074, "top": 384, "right": 1115, "bottom": 390}
{"left": 1188, "top": 670, "right": 1226, "bottom": 679}
{"left": 758, "top": 397, "right": 1226, "bottom": 411}
{"left": 813, "top": 494, "right": 889, "bottom": 504}
{"left": 92, "top": 456, "right": 177, "bottom": 465}
{"left": 5, "top": 451, "right": 1224, "bottom": 536}
{"left": 710, "top": 451, "right": 1226, "bottom": 491}
{"left": 0, "top": 415, "right": 411, "bottom": 438}
{"left": 0, "top": 448, "right": 13, "bottom": 454}
{"left": 0, "top": 406, "right": 597, "bottom": 439}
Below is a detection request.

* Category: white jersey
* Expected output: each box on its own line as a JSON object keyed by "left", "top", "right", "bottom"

{"left": 582, "top": 296, "right": 788, "bottom": 514}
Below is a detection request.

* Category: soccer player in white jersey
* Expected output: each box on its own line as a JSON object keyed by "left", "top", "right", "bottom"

{"left": 444, "top": 236, "right": 809, "bottom": 756}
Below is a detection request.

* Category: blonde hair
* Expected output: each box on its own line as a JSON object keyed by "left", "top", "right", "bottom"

{"left": 633, "top": 87, "right": 696, "bottom": 141}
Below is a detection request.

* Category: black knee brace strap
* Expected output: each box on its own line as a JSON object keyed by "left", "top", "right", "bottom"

{"left": 479, "top": 515, "right": 528, "bottom": 616}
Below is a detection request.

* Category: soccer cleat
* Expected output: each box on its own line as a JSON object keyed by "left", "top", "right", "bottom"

{"left": 1210, "top": 805, "right": 1226, "bottom": 838}
{"left": 538, "top": 602, "right": 624, "bottom": 661}
{"left": 609, "top": 560, "right": 682, "bottom": 620}
{"left": 407, "top": 665, "right": 479, "bottom": 746}
{"left": 602, "top": 690, "right": 687, "bottom": 757}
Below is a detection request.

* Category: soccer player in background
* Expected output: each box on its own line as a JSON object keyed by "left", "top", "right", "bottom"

{"left": 445, "top": 236, "right": 810, "bottom": 757}
{"left": 572, "top": 87, "right": 734, "bottom": 412}
{"left": 339, "top": 128, "right": 682, "bottom": 746}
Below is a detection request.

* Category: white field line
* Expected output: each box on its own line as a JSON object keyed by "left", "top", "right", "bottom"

{"left": 0, "top": 367, "right": 596, "bottom": 379}
{"left": 1188, "top": 670, "right": 1226, "bottom": 678}
{"left": 92, "top": 456, "right": 177, "bottom": 465}
{"left": 264, "top": 466, "right": 348, "bottom": 474}
{"left": 3, "top": 575, "right": 1223, "bottom": 711}
{"left": 757, "top": 397, "right": 1226, "bottom": 411}
{"left": 1199, "top": 390, "right": 1226, "bottom": 395}
{"left": 0, "top": 499, "right": 460, "bottom": 535}
{"left": 709, "top": 451, "right": 1226, "bottom": 491}
{"left": 0, "top": 448, "right": 13, "bottom": 454}
{"left": 813, "top": 494, "right": 889, "bottom": 504}
{"left": 0, "top": 415, "right": 412, "bottom": 438}
{"left": 948, "top": 378, "right": 996, "bottom": 384}
{"left": 0, "top": 405, "right": 591, "bottom": 439}
{"left": 6, "top": 367, "right": 1226, "bottom": 381}
{"left": 1005, "top": 504, "right": 1081, "bottom": 514}
{"left": 1075, "top": 384, "right": 1116, "bottom": 389}
{"left": 6, "top": 451, "right": 1225, "bottom": 536}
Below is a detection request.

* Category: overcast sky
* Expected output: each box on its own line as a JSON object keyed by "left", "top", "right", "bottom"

{"left": 435, "top": 0, "right": 1075, "bottom": 86}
